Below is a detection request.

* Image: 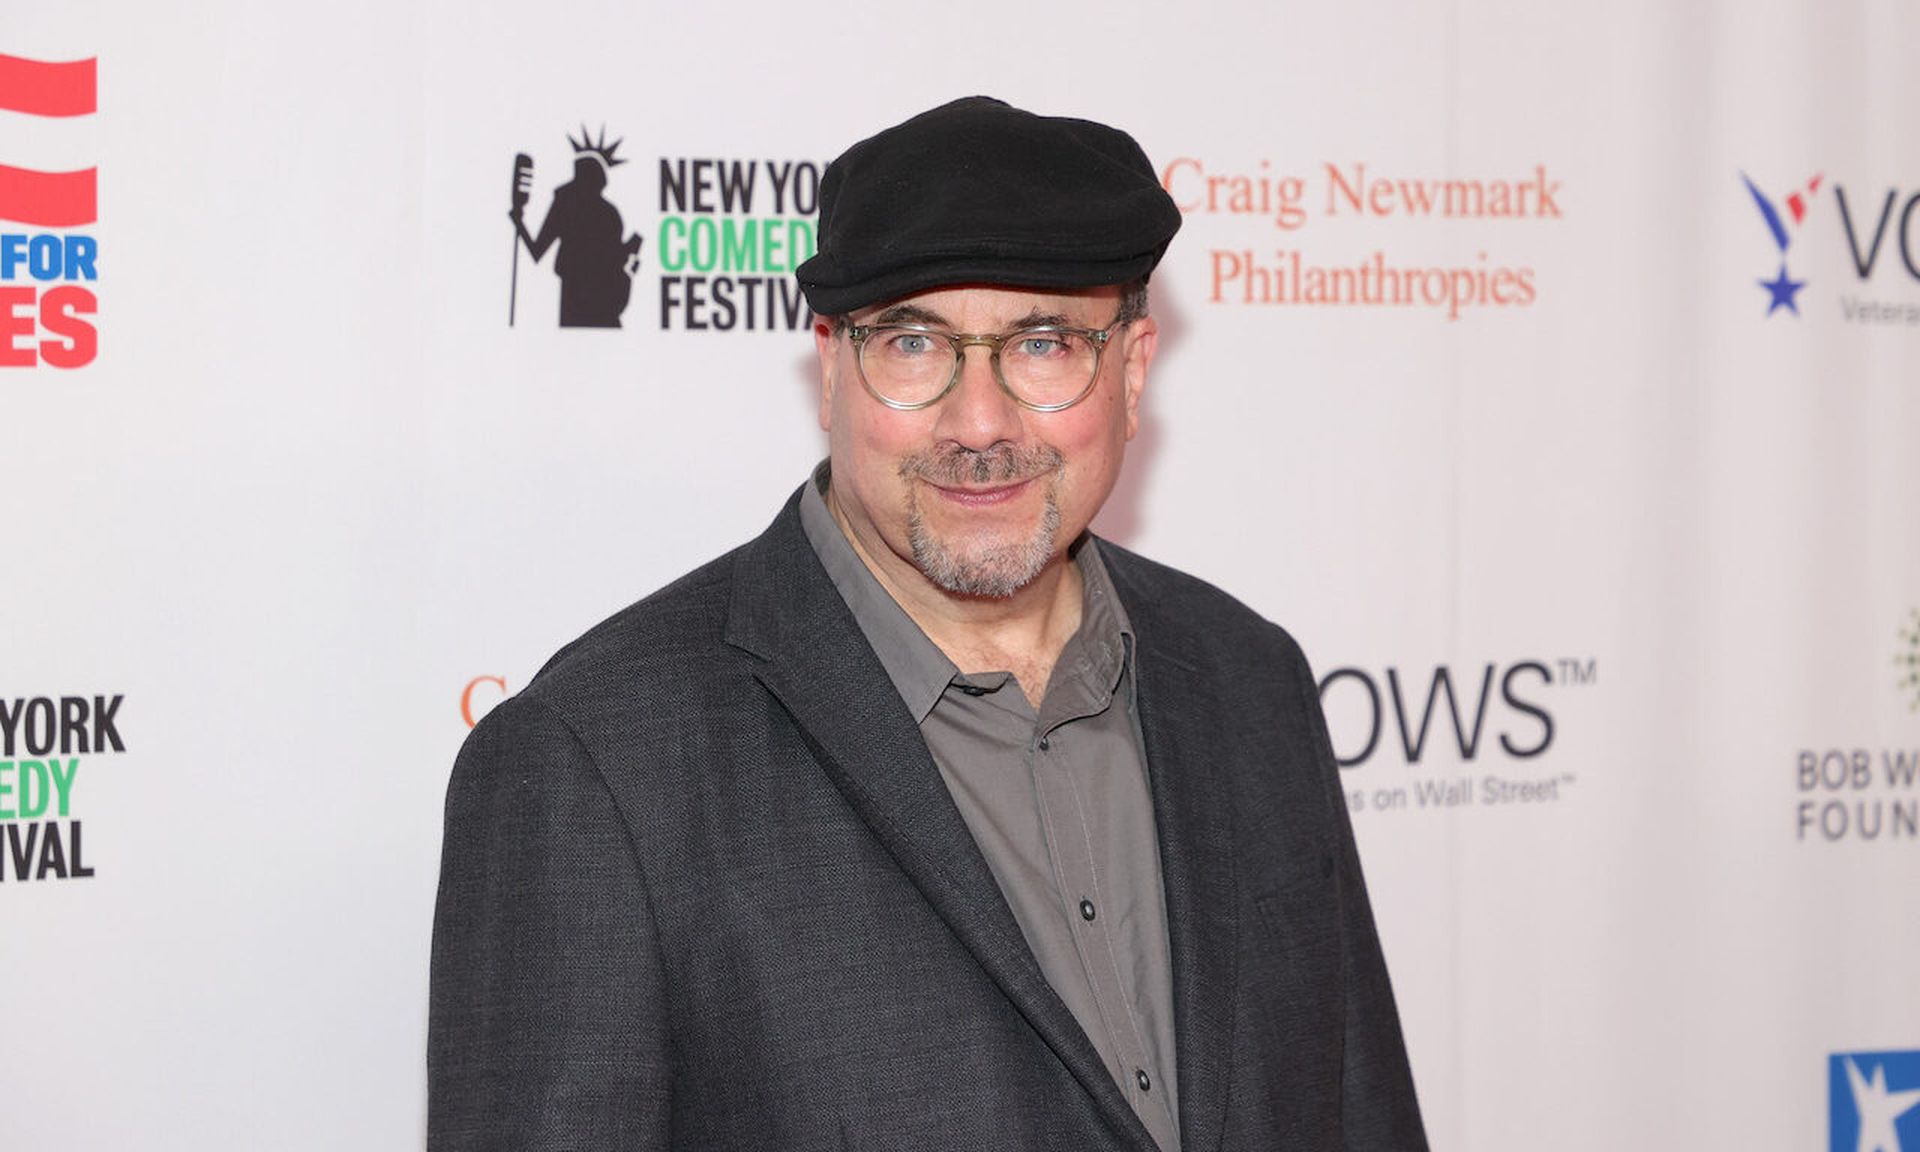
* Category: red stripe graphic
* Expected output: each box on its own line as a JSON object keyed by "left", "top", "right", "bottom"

{"left": 1787, "top": 174, "right": 1824, "bottom": 227}
{"left": 0, "top": 164, "right": 96, "bottom": 226}
{"left": 0, "top": 54, "right": 96, "bottom": 117}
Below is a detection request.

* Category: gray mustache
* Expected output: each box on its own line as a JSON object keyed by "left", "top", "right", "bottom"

{"left": 902, "top": 444, "right": 1064, "bottom": 486}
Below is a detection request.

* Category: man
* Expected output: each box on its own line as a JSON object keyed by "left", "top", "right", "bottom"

{"left": 430, "top": 96, "right": 1427, "bottom": 1151}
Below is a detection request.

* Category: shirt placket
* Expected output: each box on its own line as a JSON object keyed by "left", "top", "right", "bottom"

{"left": 1029, "top": 706, "right": 1180, "bottom": 1151}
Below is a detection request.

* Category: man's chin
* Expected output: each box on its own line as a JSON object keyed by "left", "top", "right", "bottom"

{"left": 901, "top": 467, "right": 1066, "bottom": 599}
{"left": 908, "top": 524, "right": 1060, "bottom": 600}
{"left": 916, "top": 556, "right": 1044, "bottom": 599}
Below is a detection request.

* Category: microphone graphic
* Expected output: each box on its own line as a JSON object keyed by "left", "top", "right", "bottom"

{"left": 509, "top": 153, "right": 534, "bottom": 326}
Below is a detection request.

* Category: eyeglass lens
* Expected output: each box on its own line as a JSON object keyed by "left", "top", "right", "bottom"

{"left": 859, "top": 328, "right": 1099, "bottom": 407}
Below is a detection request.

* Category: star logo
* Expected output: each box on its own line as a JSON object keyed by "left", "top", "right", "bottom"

{"left": 1833, "top": 1051, "right": 1920, "bottom": 1152}
{"left": 1760, "top": 265, "right": 1807, "bottom": 316}
{"left": 1742, "top": 170, "right": 1823, "bottom": 318}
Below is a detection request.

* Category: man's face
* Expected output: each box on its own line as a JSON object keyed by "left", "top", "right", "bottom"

{"left": 815, "top": 283, "right": 1156, "bottom": 602}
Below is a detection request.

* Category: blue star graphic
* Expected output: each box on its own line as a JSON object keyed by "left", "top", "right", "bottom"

{"left": 1760, "top": 264, "right": 1805, "bottom": 316}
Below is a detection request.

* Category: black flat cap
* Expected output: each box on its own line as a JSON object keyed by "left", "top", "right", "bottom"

{"left": 796, "top": 96, "right": 1181, "bottom": 315}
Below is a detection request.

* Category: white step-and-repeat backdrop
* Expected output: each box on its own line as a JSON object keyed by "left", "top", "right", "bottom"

{"left": 5, "top": 2, "right": 1916, "bottom": 1148}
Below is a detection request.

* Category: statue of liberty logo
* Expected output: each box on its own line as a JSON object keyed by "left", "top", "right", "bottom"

{"left": 509, "top": 125, "right": 643, "bottom": 328}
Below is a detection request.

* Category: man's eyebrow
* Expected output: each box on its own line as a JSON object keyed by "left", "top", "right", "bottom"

{"left": 870, "top": 304, "right": 951, "bottom": 327}
{"left": 1006, "top": 309, "right": 1073, "bottom": 329}
{"left": 863, "top": 305, "right": 1082, "bottom": 330}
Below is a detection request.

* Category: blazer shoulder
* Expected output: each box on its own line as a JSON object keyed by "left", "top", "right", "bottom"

{"left": 515, "top": 543, "right": 748, "bottom": 721}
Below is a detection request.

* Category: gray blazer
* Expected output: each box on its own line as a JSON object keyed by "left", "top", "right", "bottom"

{"left": 429, "top": 490, "right": 1427, "bottom": 1151}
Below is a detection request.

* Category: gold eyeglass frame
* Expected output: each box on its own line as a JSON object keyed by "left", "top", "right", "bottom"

{"left": 844, "top": 317, "right": 1127, "bottom": 413}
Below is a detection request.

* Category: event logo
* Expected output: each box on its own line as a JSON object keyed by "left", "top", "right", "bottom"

{"left": 502, "top": 123, "right": 819, "bottom": 334}
{"left": 508, "top": 125, "right": 643, "bottom": 328}
{"left": 1794, "top": 612, "right": 1920, "bottom": 843}
{"left": 1161, "top": 157, "right": 1562, "bottom": 320}
{"left": 1797, "top": 747, "right": 1920, "bottom": 843}
{"left": 0, "top": 52, "right": 98, "bottom": 369}
{"left": 656, "top": 156, "right": 817, "bottom": 331}
{"left": 1322, "top": 657, "right": 1594, "bottom": 815}
{"left": 1740, "top": 171, "right": 1821, "bottom": 316}
{"left": 1830, "top": 1050, "right": 1920, "bottom": 1152}
{"left": 1739, "top": 168, "right": 1920, "bottom": 326}
{"left": 1899, "top": 608, "right": 1920, "bottom": 712}
{"left": 0, "top": 694, "right": 123, "bottom": 882}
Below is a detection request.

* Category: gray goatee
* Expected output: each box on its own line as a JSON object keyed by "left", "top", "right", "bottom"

{"left": 901, "top": 444, "right": 1065, "bottom": 599}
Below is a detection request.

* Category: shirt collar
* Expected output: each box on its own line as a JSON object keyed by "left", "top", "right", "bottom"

{"left": 799, "top": 463, "right": 954, "bottom": 723}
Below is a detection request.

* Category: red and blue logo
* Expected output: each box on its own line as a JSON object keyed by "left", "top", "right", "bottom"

{"left": 1741, "top": 171, "right": 1822, "bottom": 317}
{"left": 1, "top": 52, "right": 98, "bottom": 369}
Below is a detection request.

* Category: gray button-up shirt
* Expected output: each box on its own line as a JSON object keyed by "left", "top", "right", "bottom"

{"left": 800, "top": 469, "right": 1181, "bottom": 1150}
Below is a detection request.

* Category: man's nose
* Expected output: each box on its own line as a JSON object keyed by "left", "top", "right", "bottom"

{"left": 933, "top": 341, "right": 1025, "bottom": 450}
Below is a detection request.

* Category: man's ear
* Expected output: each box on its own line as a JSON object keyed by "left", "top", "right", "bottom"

{"left": 1119, "top": 315, "right": 1157, "bottom": 442}
{"left": 814, "top": 319, "right": 839, "bottom": 432}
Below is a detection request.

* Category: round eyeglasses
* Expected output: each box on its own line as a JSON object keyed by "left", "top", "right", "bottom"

{"left": 845, "top": 316, "right": 1127, "bottom": 412}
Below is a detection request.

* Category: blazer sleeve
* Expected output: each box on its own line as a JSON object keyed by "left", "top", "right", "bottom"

{"left": 1293, "top": 644, "right": 1430, "bottom": 1152}
{"left": 428, "top": 694, "right": 672, "bottom": 1151}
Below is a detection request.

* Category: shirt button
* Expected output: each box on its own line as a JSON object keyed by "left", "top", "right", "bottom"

{"left": 1037, "top": 736, "right": 1050, "bottom": 751}
{"left": 1136, "top": 1069, "right": 1151, "bottom": 1092}
{"left": 1079, "top": 899, "right": 1096, "bottom": 922}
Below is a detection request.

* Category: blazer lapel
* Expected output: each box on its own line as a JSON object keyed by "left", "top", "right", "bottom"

{"left": 723, "top": 496, "right": 1159, "bottom": 1152}
{"left": 1112, "top": 555, "right": 1241, "bottom": 1152}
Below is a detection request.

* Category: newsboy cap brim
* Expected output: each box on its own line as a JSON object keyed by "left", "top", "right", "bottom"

{"left": 796, "top": 97, "right": 1182, "bottom": 316}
